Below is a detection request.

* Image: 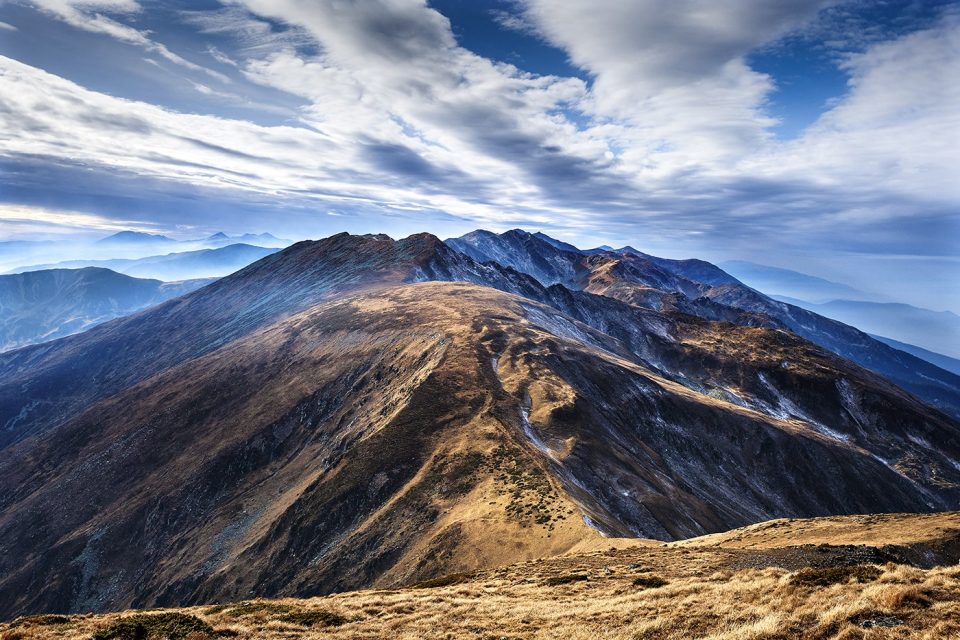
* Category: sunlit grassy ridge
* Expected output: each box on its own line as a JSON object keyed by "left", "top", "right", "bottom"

{"left": 4, "top": 513, "right": 957, "bottom": 640}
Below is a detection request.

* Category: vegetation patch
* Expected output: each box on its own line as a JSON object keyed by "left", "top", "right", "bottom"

{"left": 789, "top": 564, "right": 882, "bottom": 587}
{"left": 484, "top": 445, "right": 565, "bottom": 529}
{"left": 413, "top": 572, "right": 474, "bottom": 589}
{"left": 852, "top": 614, "right": 904, "bottom": 629}
{"left": 10, "top": 615, "right": 71, "bottom": 628}
{"left": 219, "top": 602, "right": 293, "bottom": 618}
{"left": 277, "top": 610, "right": 349, "bottom": 628}
{"left": 90, "top": 613, "right": 213, "bottom": 640}
{"left": 632, "top": 575, "right": 669, "bottom": 589}
{"left": 544, "top": 574, "right": 589, "bottom": 586}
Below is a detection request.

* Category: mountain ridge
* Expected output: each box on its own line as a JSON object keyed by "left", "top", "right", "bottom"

{"left": 446, "top": 229, "right": 960, "bottom": 417}
{"left": 0, "top": 231, "right": 958, "bottom": 618}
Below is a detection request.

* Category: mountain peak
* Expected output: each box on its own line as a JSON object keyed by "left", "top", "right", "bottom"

{"left": 97, "top": 230, "right": 174, "bottom": 244}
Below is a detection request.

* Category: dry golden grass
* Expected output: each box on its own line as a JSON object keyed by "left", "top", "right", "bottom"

{"left": 671, "top": 512, "right": 960, "bottom": 550}
{"left": 4, "top": 537, "right": 958, "bottom": 640}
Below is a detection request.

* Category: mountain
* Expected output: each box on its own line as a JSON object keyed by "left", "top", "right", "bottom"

{"left": 0, "top": 239, "right": 56, "bottom": 256}
{"left": 2, "top": 512, "right": 956, "bottom": 639}
{"left": 96, "top": 231, "right": 177, "bottom": 246}
{"left": 721, "top": 260, "right": 872, "bottom": 302}
{"left": 0, "top": 267, "right": 210, "bottom": 352}
{"left": 871, "top": 334, "right": 960, "bottom": 376}
{"left": 774, "top": 297, "right": 960, "bottom": 360}
{"left": 1, "top": 232, "right": 958, "bottom": 618}
{"left": 447, "top": 229, "right": 960, "bottom": 417}
{"left": 11, "top": 244, "right": 280, "bottom": 281}
{"left": 205, "top": 232, "right": 289, "bottom": 248}
{"left": 532, "top": 231, "right": 582, "bottom": 253}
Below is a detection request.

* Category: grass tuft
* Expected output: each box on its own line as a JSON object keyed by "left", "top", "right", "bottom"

{"left": 632, "top": 575, "right": 668, "bottom": 589}
{"left": 219, "top": 602, "right": 292, "bottom": 618}
{"left": 789, "top": 564, "right": 881, "bottom": 587}
{"left": 10, "top": 615, "right": 71, "bottom": 628}
{"left": 413, "top": 572, "right": 474, "bottom": 589}
{"left": 277, "top": 610, "right": 349, "bottom": 628}
{"left": 90, "top": 613, "right": 213, "bottom": 640}
{"left": 544, "top": 574, "right": 589, "bottom": 586}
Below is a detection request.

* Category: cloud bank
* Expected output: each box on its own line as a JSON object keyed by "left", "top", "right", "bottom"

{"left": 0, "top": 0, "right": 957, "bottom": 308}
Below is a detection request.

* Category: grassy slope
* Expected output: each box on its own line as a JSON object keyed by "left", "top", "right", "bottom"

{"left": 4, "top": 512, "right": 958, "bottom": 640}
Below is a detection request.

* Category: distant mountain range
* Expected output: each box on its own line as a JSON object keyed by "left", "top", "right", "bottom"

{"left": 871, "top": 334, "right": 960, "bottom": 376}
{"left": 96, "top": 230, "right": 288, "bottom": 248}
{"left": 0, "top": 230, "right": 957, "bottom": 618}
{"left": 0, "top": 230, "right": 291, "bottom": 275}
{"left": 95, "top": 230, "right": 177, "bottom": 246}
{"left": 720, "top": 260, "right": 873, "bottom": 302}
{"left": 774, "top": 296, "right": 960, "bottom": 361}
{"left": 0, "top": 267, "right": 210, "bottom": 352}
{"left": 10, "top": 243, "right": 280, "bottom": 281}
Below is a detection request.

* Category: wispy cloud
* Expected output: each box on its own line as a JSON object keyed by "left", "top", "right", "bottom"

{"left": 26, "top": 0, "right": 230, "bottom": 82}
{"left": 1, "top": 1, "right": 957, "bottom": 308}
{"left": 0, "top": 203, "right": 162, "bottom": 235}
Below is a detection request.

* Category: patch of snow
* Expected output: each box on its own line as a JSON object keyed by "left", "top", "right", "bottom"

{"left": 582, "top": 515, "right": 606, "bottom": 536}
{"left": 758, "top": 373, "right": 849, "bottom": 441}
{"left": 916, "top": 371, "right": 951, "bottom": 389}
{"left": 837, "top": 378, "right": 867, "bottom": 427}
{"left": 519, "top": 405, "right": 557, "bottom": 461}
{"left": 4, "top": 399, "right": 40, "bottom": 432}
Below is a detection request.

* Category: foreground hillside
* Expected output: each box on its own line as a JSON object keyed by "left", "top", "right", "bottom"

{"left": 4, "top": 513, "right": 958, "bottom": 639}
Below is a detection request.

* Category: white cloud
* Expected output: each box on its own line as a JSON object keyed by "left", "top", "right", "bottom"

{"left": 1, "top": 0, "right": 958, "bottom": 280}
{"left": 765, "top": 12, "right": 960, "bottom": 202}
{"left": 515, "top": 0, "right": 837, "bottom": 171}
{"left": 27, "top": 0, "right": 230, "bottom": 82}
{"left": 0, "top": 203, "right": 160, "bottom": 234}
{"left": 0, "top": 20, "right": 18, "bottom": 31}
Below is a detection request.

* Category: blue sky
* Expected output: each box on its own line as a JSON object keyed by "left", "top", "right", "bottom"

{"left": 0, "top": 0, "right": 957, "bottom": 311}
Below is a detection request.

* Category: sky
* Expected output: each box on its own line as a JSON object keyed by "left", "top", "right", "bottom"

{"left": 0, "top": 0, "right": 958, "bottom": 311}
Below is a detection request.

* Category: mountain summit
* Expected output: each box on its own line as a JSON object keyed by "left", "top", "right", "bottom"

{"left": 0, "top": 231, "right": 957, "bottom": 618}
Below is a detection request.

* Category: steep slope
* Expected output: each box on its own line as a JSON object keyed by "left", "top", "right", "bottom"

{"left": 446, "top": 229, "right": 960, "bottom": 417}
{"left": 871, "top": 335, "right": 960, "bottom": 376}
{"left": 1, "top": 235, "right": 958, "bottom": 618}
{"left": 446, "top": 229, "right": 584, "bottom": 286}
{"left": 12, "top": 244, "right": 280, "bottom": 281}
{"left": 704, "top": 285, "right": 960, "bottom": 417}
{"left": 0, "top": 268, "right": 210, "bottom": 352}
{"left": 0, "top": 233, "right": 540, "bottom": 450}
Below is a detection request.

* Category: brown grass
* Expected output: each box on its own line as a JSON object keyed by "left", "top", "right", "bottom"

{"left": 4, "top": 544, "right": 958, "bottom": 640}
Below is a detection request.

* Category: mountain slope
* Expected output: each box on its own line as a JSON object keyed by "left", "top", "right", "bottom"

{"left": 1, "top": 233, "right": 958, "bottom": 618}
{"left": 871, "top": 334, "right": 960, "bottom": 376}
{"left": 776, "top": 297, "right": 960, "bottom": 360}
{"left": 446, "top": 229, "right": 960, "bottom": 417}
{"left": 0, "top": 233, "right": 541, "bottom": 450}
{"left": 721, "top": 259, "right": 872, "bottom": 302}
{"left": 12, "top": 243, "right": 280, "bottom": 281}
{"left": 0, "top": 268, "right": 209, "bottom": 352}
